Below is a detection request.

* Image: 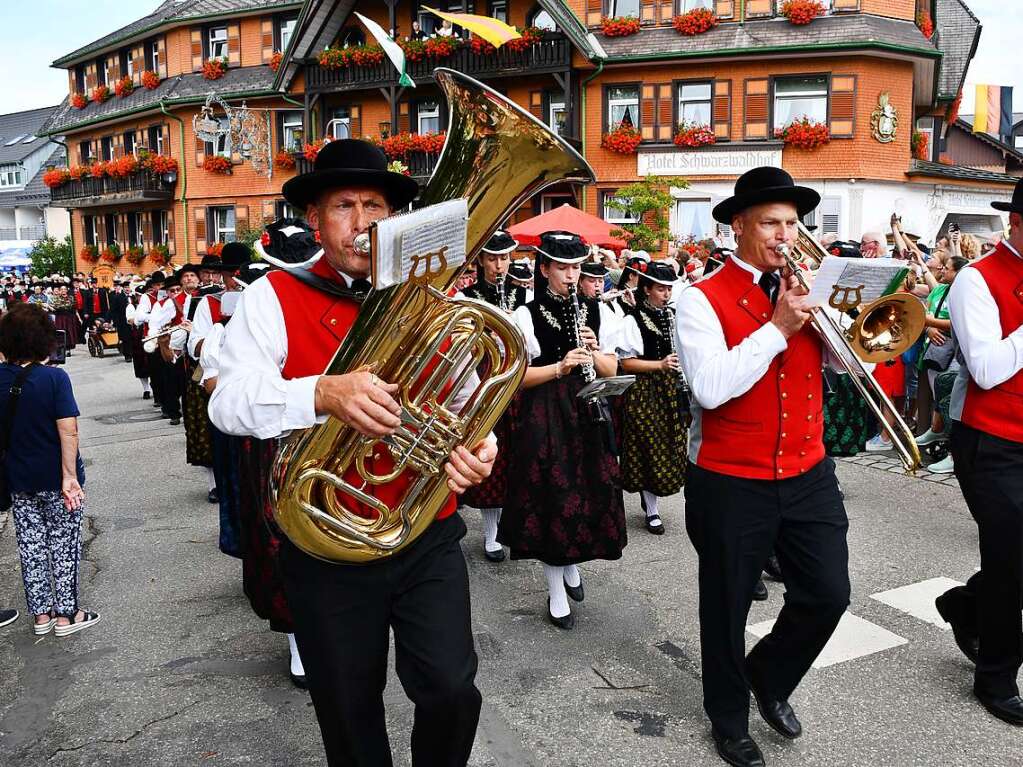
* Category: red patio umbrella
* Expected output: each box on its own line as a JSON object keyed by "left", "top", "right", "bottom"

{"left": 508, "top": 203, "right": 629, "bottom": 251}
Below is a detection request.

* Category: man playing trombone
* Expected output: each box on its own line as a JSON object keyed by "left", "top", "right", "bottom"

{"left": 675, "top": 167, "right": 854, "bottom": 767}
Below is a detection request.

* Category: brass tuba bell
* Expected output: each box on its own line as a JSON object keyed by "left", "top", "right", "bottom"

{"left": 269, "top": 69, "right": 595, "bottom": 563}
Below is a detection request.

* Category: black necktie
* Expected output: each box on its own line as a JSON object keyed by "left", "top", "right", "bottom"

{"left": 758, "top": 272, "right": 780, "bottom": 304}
{"left": 350, "top": 278, "right": 372, "bottom": 295}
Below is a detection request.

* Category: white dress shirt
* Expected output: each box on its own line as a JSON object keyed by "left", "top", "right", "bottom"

{"left": 147, "top": 298, "right": 177, "bottom": 334}
{"left": 133, "top": 293, "right": 154, "bottom": 327}
{"left": 947, "top": 241, "right": 1023, "bottom": 391}
{"left": 188, "top": 297, "right": 215, "bottom": 361}
{"left": 617, "top": 314, "right": 648, "bottom": 360}
{"left": 198, "top": 323, "right": 226, "bottom": 385}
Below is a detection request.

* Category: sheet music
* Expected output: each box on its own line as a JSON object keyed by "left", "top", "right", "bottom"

{"left": 806, "top": 256, "right": 908, "bottom": 309}
{"left": 372, "top": 199, "right": 468, "bottom": 289}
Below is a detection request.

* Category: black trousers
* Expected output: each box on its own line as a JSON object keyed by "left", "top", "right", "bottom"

{"left": 281, "top": 514, "right": 482, "bottom": 767}
{"left": 154, "top": 355, "right": 183, "bottom": 419}
{"left": 147, "top": 349, "right": 165, "bottom": 405}
{"left": 940, "top": 422, "right": 1023, "bottom": 699}
{"left": 685, "top": 459, "right": 850, "bottom": 739}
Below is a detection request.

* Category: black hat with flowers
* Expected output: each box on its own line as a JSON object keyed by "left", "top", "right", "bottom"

{"left": 254, "top": 218, "right": 324, "bottom": 270}
{"left": 637, "top": 260, "right": 678, "bottom": 287}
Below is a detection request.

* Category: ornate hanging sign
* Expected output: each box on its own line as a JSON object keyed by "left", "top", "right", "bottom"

{"left": 192, "top": 93, "right": 273, "bottom": 178}
{"left": 871, "top": 92, "right": 899, "bottom": 144}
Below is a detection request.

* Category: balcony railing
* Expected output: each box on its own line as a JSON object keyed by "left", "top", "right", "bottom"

{"left": 18, "top": 224, "right": 46, "bottom": 240}
{"left": 50, "top": 171, "right": 176, "bottom": 209}
{"left": 295, "top": 150, "right": 439, "bottom": 185}
{"left": 306, "top": 33, "right": 572, "bottom": 93}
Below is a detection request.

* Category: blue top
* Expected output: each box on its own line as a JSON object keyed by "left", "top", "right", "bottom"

{"left": 0, "top": 363, "right": 85, "bottom": 494}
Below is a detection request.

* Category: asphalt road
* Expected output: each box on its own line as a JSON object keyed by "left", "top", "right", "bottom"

{"left": 0, "top": 350, "right": 1015, "bottom": 767}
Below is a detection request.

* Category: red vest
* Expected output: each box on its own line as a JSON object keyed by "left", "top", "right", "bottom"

{"left": 207, "top": 295, "right": 223, "bottom": 325}
{"left": 960, "top": 242, "right": 1023, "bottom": 443}
{"left": 266, "top": 258, "right": 457, "bottom": 521}
{"left": 692, "top": 258, "right": 825, "bottom": 480}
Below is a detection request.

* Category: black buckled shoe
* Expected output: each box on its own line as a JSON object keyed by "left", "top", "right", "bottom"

{"left": 762, "top": 554, "right": 782, "bottom": 581}
{"left": 974, "top": 691, "right": 1023, "bottom": 726}
{"left": 207, "top": 489, "right": 219, "bottom": 504}
{"left": 711, "top": 729, "right": 765, "bottom": 767}
{"left": 547, "top": 599, "right": 574, "bottom": 630}
{"left": 142, "top": 391, "right": 151, "bottom": 400}
{"left": 752, "top": 578, "right": 768, "bottom": 601}
{"left": 934, "top": 594, "right": 979, "bottom": 664}
{"left": 645, "top": 514, "right": 665, "bottom": 535}
{"left": 483, "top": 547, "right": 506, "bottom": 563}
{"left": 290, "top": 671, "right": 308, "bottom": 691}
{"left": 750, "top": 684, "right": 802, "bottom": 739}
{"left": 564, "top": 577, "right": 584, "bottom": 603}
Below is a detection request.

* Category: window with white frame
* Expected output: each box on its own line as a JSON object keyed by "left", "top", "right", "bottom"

{"left": 153, "top": 210, "right": 169, "bottom": 245}
{"left": 607, "top": 85, "right": 639, "bottom": 131}
{"left": 147, "top": 40, "right": 161, "bottom": 72}
{"left": 0, "top": 165, "right": 24, "bottom": 188}
{"left": 329, "top": 106, "right": 351, "bottom": 139}
{"left": 673, "top": 198, "right": 714, "bottom": 241}
{"left": 281, "top": 111, "right": 304, "bottom": 151}
{"left": 208, "top": 27, "right": 229, "bottom": 60}
{"left": 418, "top": 101, "right": 440, "bottom": 134}
{"left": 549, "top": 99, "right": 566, "bottom": 136}
{"left": 206, "top": 117, "right": 231, "bottom": 157}
{"left": 279, "top": 16, "right": 298, "bottom": 52}
{"left": 127, "top": 212, "right": 141, "bottom": 247}
{"left": 490, "top": 0, "right": 507, "bottom": 22}
{"left": 773, "top": 76, "right": 829, "bottom": 131}
{"left": 677, "top": 82, "right": 712, "bottom": 127}
{"left": 101, "top": 136, "right": 113, "bottom": 162}
{"left": 124, "top": 131, "right": 136, "bottom": 157}
{"left": 210, "top": 206, "right": 236, "bottom": 243}
{"left": 602, "top": 191, "right": 640, "bottom": 224}
{"left": 1016, "top": 136, "right": 1023, "bottom": 150}
{"left": 148, "top": 125, "right": 165, "bottom": 155}
{"left": 83, "top": 216, "right": 97, "bottom": 246}
{"left": 678, "top": 0, "right": 713, "bottom": 11}
{"left": 123, "top": 51, "right": 135, "bottom": 79}
{"left": 530, "top": 9, "right": 557, "bottom": 30}
{"left": 96, "top": 57, "right": 108, "bottom": 87}
{"left": 607, "top": 0, "right": 640, "bottom": 17}
{"left": 915, "top": 116, "right": 934, "bottom": 161}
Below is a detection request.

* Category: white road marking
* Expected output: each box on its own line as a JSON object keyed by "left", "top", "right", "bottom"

{"left": 746, "top": 612, "right": 907, "bottom": 668}
{"left": 870, "top": 577, "right": 965, "bottom": 630}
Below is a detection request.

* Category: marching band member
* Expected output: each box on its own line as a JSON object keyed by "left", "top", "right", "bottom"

{"left": 147, "top": 273, "right": 185, "bottom": 425}
{"left": 935, "top": 178, "right": 1023, "bottom": 726}
{"left": 617, "top": 261, "right": 687, "bottom": 534}
{"left": 175, "top": 265, "right": 216, "bottom": 497}
{"left": 208, "top": 140, "right": 495, "bottom": 766}
{"left": 676, "top": 168, "right": 852, "bottom": 767}
{"left": 131, "top": 272, "right": 164, "bottom": 403}
{"left": 460, "top": 230, "right": 528, "bottom": 562}
{"left": 498, "top": 231, "right": 627, "bottom": 630}
{"left": 577, "top": 260, "right": 622, "bottom": 339}
{"left": 198, "top": 253, "right": 224, "bottom": 294}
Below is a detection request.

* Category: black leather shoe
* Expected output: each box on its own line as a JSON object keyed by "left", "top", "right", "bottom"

{"left": 564, "top": 577, "right": 584, "bottom": 603}
{"left": 762, "top": 554, "right": 782, "bottom": 581}
{"left": 934, "top": 594, "right": 979, "bottom": 664}
{"left": 645, "top": 514, "right": 665, "bottom": 535}
{"left": 142, "top": 391, "right": 151, "bottom": 400}
{"left": 169, "top": 418, "right": 181, "bottom": 426}
{"left": 547, "top": 599, "right": 574, "bottom": 630}
{"left": 207, "top": 489, "right": 219, "bottom": 504}
{"left": 974, "top": 691, "right": 1023, "bottom": 725}
{"left": 483, "top": 547, "right": 506, "bottom": 563}
{"left": 752, "top": 579, "right": 768, "bottom": 601}
{"left": 289, "top": 671, "right": 308, "bottom": 691}
{"left": 711, "top": 729, "right": 764, "bottom": 767}
{"left": 750, "top": 684, "right": 802, "bottom": 739}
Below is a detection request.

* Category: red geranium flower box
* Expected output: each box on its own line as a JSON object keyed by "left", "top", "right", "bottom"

{"left": 43, "top": 168, "right": 71, "bottom": 188}
{"left": 114, "top": 76, "right": 134, "bottom": 98}
{"left": 779, "top": 0, "right": 825, "bottom": 25}
{"left": 274, "top": 149, "right": 296, "bottom": 170}
{"left": 89, "top": 161, "right": 108, "bottom": 179}
{"left": 601, "top": 125, "right": 643, "bottom": 155}
{"left": 303, "top": 138, "right": 332, "bottom": 162}
{"left": 775, "top": 118, "right": 831, "bottom": 150}
{"left": 91, "top": 85, "right": 110, "bottom": 104}
{"left": 269, "top": 51, "right": 284, "bottom": 72}
{"left": 916, "top": 11, "right": 934, "bottom": 39}
{"left": 399, "top": 39, "right": 426, "bottom": 62}
{"left": 125, "top": 246, "right": 146, "bottom": 266}
{"left": 141, "top": 70, "right": 161, "bottom": 90}
{"left": 672, "top": 8, "right": 718, "bottom": 36}
{"left": 424, "top": 37, "right": 459, "bottom": 58}
{"left": 600, "top": 16, "right": 641, "bottom": 37}
{"left": 206, "top": 242, "right": 225, "bottom": 258}
{"left": 506, "top": 26, "right": 543, "bottom": 52}
{"left": 148, "top": 245, "right": 170, "bottom": 266}
{"left": 674, "top": 122, "right": 717, "bottom": 148}
{"left": 79, "top": 245, "right": 99, "bottom": 263}
{"left": 203, "top": 155, "right": 233, "bottom": 175}
{"left": 70, "top": 93, "right": 88, "bottom": 110}
{"left": 203, "top": 58, "right": 227, "bottom": 81}
{"left": 911, "top": 131, "right": 929, "bottom": 160}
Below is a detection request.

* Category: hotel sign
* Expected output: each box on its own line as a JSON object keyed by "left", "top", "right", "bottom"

{"left": 637, "top": 148, "right": 783, "bottom": 177}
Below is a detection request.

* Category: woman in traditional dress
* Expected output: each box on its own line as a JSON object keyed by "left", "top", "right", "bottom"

{"left": 617, "top": 261, "right": 687, "bottom": 534}
{"left": 498, "top": 232, "right": 627, "bottom": 630}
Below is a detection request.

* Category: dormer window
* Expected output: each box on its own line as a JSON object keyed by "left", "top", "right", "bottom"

{"left": 208, "top": 26, "right": 229, "bottom": 60}
{"left": 96, "top": 56, "right": 109, "bottom": 87}
{"left": 0, "top": 164, "right": 23, "bottom": 188}
{"left": 146, "top": 39, "right": 161, "bottom": 72}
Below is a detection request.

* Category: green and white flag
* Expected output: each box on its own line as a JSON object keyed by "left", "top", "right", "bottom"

{"left": 355, "top": 12, "right": 414, "bottom": 88}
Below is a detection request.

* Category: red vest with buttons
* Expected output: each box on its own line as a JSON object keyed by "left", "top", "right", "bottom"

{"left": 266, "top": 257, "right": 458, "bottom": 521}
{"left": 960, "top": 242, "right": 1023, "bottom": 443}
{"left": 692, "top": 258, "right": 825, "bottom": 480}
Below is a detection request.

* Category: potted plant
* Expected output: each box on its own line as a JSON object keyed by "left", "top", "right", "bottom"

{"left": 206, "top": 242, "right": 225, "bottom": 258}
{"left": 775, "top": 117, "right": 831, "bottom": 150}
{"left": 79, "top": 245, "right": 99, "bottom": 263}
{"left": 269, "top": 51, "right": 284, "bottom": 72}
{"left": 125, "top": 246, "right": 146, "bottom": 267}
{"left": 779, "top": 0, "right": 825, "bottom": 25}
{"left": 350, "top": 44, "right": 385, "bottom": 66}
{"left": 203, "top": 155, "right": 233, "bottom": 175}
{"left": 202, "top": 57, "right": 228, "bottom": 80}
{"left": 318, "top": 47, "right": 352, "bottom": 69}
{"left": 148, "top": 244, "right": 170, "bottom": 266}
{"left": 89, "top": 161, "right": 108, "bottom": 179}
{"left": 302, "top": 137, "right": 332, "bottom": 161}
{"left": 43, "top": 168, "right": 71, "bottom": 189}
{"left": 70, "top": 93, "right": 88, "bottom": 109}
{"left": 916, "top": 10, "right": 934, "bottom": 39}
{"left": 600, "top": 16, "right": 642, "bottom": 37}
{"left": 274, "top": 149, "right": 296, "bottom": 170}
{"left": 399, "top": 39, "right": 427, "bottom": 62}
{"left": 91, "top": 85, "right": 110, "bottom": 103}
{"left": 674, "top": 122, "right": 717, "bottom": 147}
{"left": 141, "top": 70, "right": 161, "bottom": 90}
{"left": 114, "top": 76, "right": 134, "bottom": 98}
{"left": 911, "top": 131, "right": 929, "bottom": 160}
{"left": 673, "top": 8, "right": 718, "bottom": 36}
{"left": 506, "top": 26, "right": 543, "bottom": 52}
{"left": 100, "top": 243, "right": 122, "bottom": 263}
{"left": 424, "top": 36, "right": 459, "bottom": 58}
{"left": 601, "top": 124, "right": 643, "bottom": 155}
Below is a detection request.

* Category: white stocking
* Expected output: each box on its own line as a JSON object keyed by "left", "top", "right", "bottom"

{"left": 544, "top": 564, "right": 570, "bottom": 618}
{"left": 287, "top": 633, "right": 305, "bottom": 677}
{"left": 563, "top": 564, "right": 581, "bottom": 588}
{"left": 205, "top": 467, "right": 216, "bottom": 492}
{"left": 480, "top": 508, "right": 501, "bottom": 552}
{"left": 641, "top": 491, "right": 661, "bottom": 523}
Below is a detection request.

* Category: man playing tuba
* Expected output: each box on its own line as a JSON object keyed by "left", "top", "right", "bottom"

{"left": 208, "top": 139, "right": 497, "bottom": 767}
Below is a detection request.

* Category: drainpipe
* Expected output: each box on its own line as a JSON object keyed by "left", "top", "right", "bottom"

{"left": 580, "top": 58, "right": 605, "bottom": 211}
{"left": 48, "top": 137, "right": 75, "bottom": 268}
{"left": 159, "top": 101, "right": 189, "bottom": 263}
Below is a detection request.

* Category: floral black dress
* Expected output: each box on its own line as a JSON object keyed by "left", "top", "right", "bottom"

{"left": 497, "top": 290, "right": 627, "bottom": 566}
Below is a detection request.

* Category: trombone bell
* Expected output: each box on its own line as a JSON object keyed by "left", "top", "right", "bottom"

{"left": 848, "top": 293, "right": 926, "bottom": 364}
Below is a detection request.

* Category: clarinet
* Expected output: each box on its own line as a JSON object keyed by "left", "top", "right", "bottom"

{"left": 663, "top": 305, "right": 692, "bottom": 416}
{"left": 567, "top": 285, "right": 596, "bottom": 385}
{"left": 495, "top": 273, "right": 511, "bottom": 313}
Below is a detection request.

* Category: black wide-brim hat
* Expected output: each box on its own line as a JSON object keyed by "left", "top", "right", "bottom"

{"left": 581, "top": 262, "right": 608, "bottom": 278}
{"left": 199, "top": 253, "right": 222, "bottom": 269}
{"left": 218, "top": 242, "right": 252, "bottom": 271}
{"left": 482, "top": 230, "right": 518, "bottom": 255}
{"left": 536, "top": 231, "right": 587, "bottom": 264}
{"left": 992, "top": 177, "right": 1023, "bottom": 214}
{"left": 282, "top": 139, "right": 420, "bottom": 212}
{"left": 638, "top": 261, "right": 678, "bottom": 286}
{"left": 712, "top": 167, "right": 821, "bottom": 224}
{"left": 177, "top": 264, "right": 200, "bottom": 278}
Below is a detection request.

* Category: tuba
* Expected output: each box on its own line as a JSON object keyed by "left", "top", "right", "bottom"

{"left": 778, "top": 223, "right": 925, "bottom": 473}
{"left": 270, "top": 69, "right": 595, "bottom": 563}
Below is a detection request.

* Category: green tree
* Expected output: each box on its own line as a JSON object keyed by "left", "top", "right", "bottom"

{"left": 29, "top": 235, "right": 74, "bottom": 277}
{"left": 609, "top": 175, "right": 689, "bottom": 252}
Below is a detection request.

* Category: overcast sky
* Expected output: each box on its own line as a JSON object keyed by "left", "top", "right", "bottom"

{"left": 0, "top": 1, "right": 1017, "bottom": 115}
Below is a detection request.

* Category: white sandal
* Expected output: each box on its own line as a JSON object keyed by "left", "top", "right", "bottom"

{"left": 33, "top": 612, "right": 56, "bottom": 636}
{"left": 54, "top": 610, "right": 101, "bottom": 637}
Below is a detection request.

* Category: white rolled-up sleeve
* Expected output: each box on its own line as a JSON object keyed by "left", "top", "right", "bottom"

{"left": 616, "top": 314, "right": 644, "bottom": 359}
{"left": 188, "top": 298, "right": 214, "bottom": 360}
{"left": 208, "top": 278, "right": 327, "bottom": 439}
{"left": 511, "top": 305, "right": 541, "bottom": 361}
{"left": 676, "top": 287, "right": 788, "bottom": 410}
{"left": 949, "top": 266, "right": 1023, "bottom": 390}
{"left": 133, "top": 294, "right": 152, "bottom": 326}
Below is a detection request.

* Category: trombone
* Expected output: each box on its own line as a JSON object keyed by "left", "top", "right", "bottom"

{"left": 777, "top": 223, "right": 925, "bottom": 473}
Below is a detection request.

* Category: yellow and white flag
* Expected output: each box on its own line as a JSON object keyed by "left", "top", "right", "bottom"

{"left": 423, "top": 6, "right": 522, "bottom": 47}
